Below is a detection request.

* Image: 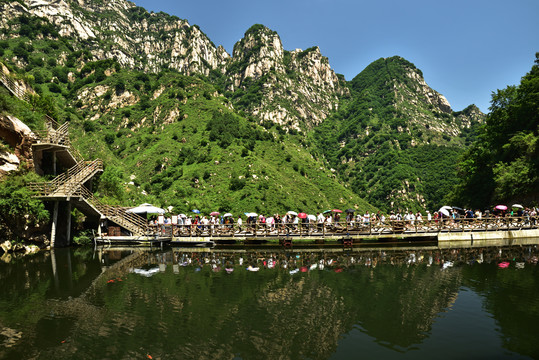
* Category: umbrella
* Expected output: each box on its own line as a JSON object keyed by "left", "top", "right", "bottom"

{"left": 298, "top": 213, "right": 307, "bottom": 219}
{"left": 244, "top": 212, "right": 257, "bottom": 217}
{"left": 495, "top": 205, "right": 508, "bottom": 211}
{"left": 307, "top": 214, "right": 317, "bottom": 221}
{"left": 439, "top": 208, "right": 450, "bottom": 217}
{"left": 223, "top": 213, "right": 233, "bottom": 217}
{"left": 345, "top": 208, "right": 355, "bottom": 213}
{"left": 127, "top": 203, "right": 165, "bottom": 214}
{"left": 332, "top": 209, "right": 343, "bottom": 213}
{"left": 210, "top": 211, "right": 220, "bottom": 216}
{"left": 512, "top": 204, "right": 524, "bottom": 209}
{"left": 440, "top": 205, "right": 452, "bottom": 211}
{"left": 452, "top": 206, "right": 463, "bottom": 211}
{"left": 178, "top": 214, "right": 187, "bottom": 218}
{"left": 287, "top": 211, "right": 298, "bottom": 216}
{"left": 323, "top": 210, "right": 332, "bottom": 214}
{"left": 192, "top": 209, "right": 201, "bottom": 214}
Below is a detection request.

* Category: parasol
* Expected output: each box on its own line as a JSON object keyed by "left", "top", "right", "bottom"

{"left": 126, "top": 203, "right": 165, "bottom": 215}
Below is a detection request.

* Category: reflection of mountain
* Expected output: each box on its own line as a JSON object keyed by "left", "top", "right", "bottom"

{"left": 4, "top": 246, "right": 539, "bottom": 359}
{"left": 63, "top": 249, "right": 467, "bottom": 357}
{"left": 328, "top": 265, "right": 462, "bottom": 349}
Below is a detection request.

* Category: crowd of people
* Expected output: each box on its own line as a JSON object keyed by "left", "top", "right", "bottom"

{"left": 146, "top": 206, "right": 539, "bottom": 234}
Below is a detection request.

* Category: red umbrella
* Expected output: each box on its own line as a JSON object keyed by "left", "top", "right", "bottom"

{"left": 332, "top": 209, "right": 343, "bottom": 213}
{"left": 298, "top": 213, "right": 307, "bottom": 219}
{"left": 210, "top": 211, "right": 220, "bottom": 216}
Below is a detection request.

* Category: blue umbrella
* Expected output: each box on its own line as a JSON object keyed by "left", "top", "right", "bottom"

{"left": 192, "top": 209, "right": 200, "bottom": 214}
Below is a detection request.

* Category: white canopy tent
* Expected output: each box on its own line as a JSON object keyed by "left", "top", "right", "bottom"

{"left": 126, "top": 203, "right": 165, "bottom": 215}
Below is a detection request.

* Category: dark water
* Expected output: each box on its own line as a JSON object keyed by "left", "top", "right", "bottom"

{"left": 1, "top": 245, "right": 539, "bottom": 359}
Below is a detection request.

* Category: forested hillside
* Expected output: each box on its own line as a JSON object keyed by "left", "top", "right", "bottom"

{"left": 312, "top": 57, "right": 483, "bottom": 212}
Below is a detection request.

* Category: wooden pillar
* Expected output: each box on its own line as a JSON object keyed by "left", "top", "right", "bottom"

{"left": 52, "top": 150, "right": 57, "bottom": 176}
{"left": 51, "top": 201, "right": 59, "bottom": 248}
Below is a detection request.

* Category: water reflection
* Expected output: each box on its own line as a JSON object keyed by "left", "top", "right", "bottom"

{"left": 1, "top": 245, "right": 538, "bottom": 359}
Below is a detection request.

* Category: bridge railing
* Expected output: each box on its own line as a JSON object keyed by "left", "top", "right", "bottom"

{"left": 150, "top": 216, "right": 539, "bottom": 238}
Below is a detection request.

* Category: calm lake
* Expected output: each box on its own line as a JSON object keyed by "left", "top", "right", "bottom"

{"left": 1, "top": 244, "right": 539, "bottom": 359}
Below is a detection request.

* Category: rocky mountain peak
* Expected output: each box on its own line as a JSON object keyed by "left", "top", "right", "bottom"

{"left": 2, "top": 0, "right": 229, "bottom": 75}
{"left": 226, "top": 24, "right": 347, "bottom": 130}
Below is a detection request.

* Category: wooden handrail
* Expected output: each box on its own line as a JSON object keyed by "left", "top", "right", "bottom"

{"left": 0, "top": 72, "right": 30, "bottom": 102}
{"left": 159, "top": 216, "right": 539, "bottom": 238}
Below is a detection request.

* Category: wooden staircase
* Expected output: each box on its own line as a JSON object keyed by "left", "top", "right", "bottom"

{"left": 3, "top": 68, "right": 148, "bottom": 237}
{"left": 29, "top": 161, "right": 148, "bottom": 236}
{"left": 0, "top": 71, "right": 30, "bottom": 102}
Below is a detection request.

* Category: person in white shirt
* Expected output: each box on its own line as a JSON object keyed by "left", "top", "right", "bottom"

{"left": 237, "top": 215, "right": 243, "bottom": 232}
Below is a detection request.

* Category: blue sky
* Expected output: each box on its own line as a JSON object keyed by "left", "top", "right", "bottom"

{"left": 133, "top": 0, "right": 538, "bottom": 113}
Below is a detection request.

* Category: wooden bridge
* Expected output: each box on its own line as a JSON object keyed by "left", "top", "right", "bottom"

{"left": 91, "top": 216, "right": 539, "bottom": 249}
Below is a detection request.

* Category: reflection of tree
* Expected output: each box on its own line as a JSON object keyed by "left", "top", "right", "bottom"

{"left": 462, "top": 257, "right": 539, "bottom": 358}
{"left": 0, "top": 248, "right": 102, "bottom": 359}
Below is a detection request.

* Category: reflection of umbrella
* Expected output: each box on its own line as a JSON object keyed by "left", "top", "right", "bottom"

{"left": 323, "top": 210, "right": 332, "bottom": 214}
{"left": 210, "top": 211, "right": 220, "bottom": 216}
{"left": 495, "top": 205, "right": 508, "bottom": 211}
{"left": 332, "top": 209, "right": 343, "bottom": 213}
{"left": 298, "top": 213, "right": 307, "bottom": 219}
{"left": 244, "top": 212, "right": 257, "bottom": 217}
{"left": 223, "top": 213, "right": 233, "bottom": 217}
{"left": 307, "top": 214, "right": 317, "bottom": 221}
{"left": 192, "top": 209, "right": 200, "bottom": 214}
{"left": 287, "top": 211, "right": 298, "bottom": 216}
{"left": 127, "top": 203, "right": 165, "bottom": 214}
{"left": 178, "top": 214, "right": 187, "bottom": 218}
{"left": 439, "top": 208, "right": 450, "bottom": 217}
{"left": 512, "top": 204, "right": 524, "bottom": 209}
{"left": 345, "top": 209, "right": 355, "bottom": 213}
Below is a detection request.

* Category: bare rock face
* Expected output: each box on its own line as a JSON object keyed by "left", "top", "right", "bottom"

{"left": 0, "top": 114, "right": 36, "bottom": 177}
{"left": 226, "top": 25, "right": 347, "bottom": 130}
{"left": 0, "top": 0, "right": 229, "bottom": 75}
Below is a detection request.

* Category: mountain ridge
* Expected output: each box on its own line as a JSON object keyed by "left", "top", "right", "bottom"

{"left": 0, "top": 0, "right": 485, "bottom": 214}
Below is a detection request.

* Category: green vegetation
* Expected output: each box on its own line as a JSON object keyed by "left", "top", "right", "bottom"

{"left": 311, "top": 56, "right": 480, "bottom": 212}
{"left": 450, "top": 53, "right": 539, "bottom": 208}
{"left": 0, "top": 171, "right": 49, "bottom": 240}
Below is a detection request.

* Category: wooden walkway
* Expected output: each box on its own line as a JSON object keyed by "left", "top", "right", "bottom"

{"left": 146, "top": 217, "right": 539, "bottom": 239}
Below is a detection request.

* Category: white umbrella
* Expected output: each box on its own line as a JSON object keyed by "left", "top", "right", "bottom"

{"left": 512, "top": 204, "right": 524, "bottom": 209}
{"left": 178, "top": 214, "right": 187, "bottom": 218}
{"left": 127, "top": 203, "right": 165, "bottom": 214}
{"left": 244, "top": 212, "right": 257, "bottom": 217}
{"left": 307, "top": 214, "right": 317, "bottom": 221}
{"left": 223, "top": 213, "right": 233, "bottom": 217}
{"left": 439, "top": 208, "right": 450, "bottom": 217}
{"left": 440, "top": 205, "right": 452, "bottom": 211}
{"left": 287, "top": 211, "right": 298, "bottom": 216}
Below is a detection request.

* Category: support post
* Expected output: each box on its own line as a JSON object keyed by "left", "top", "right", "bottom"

{"left": 52, "top": 150, "right": 57, "bottom": 176}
